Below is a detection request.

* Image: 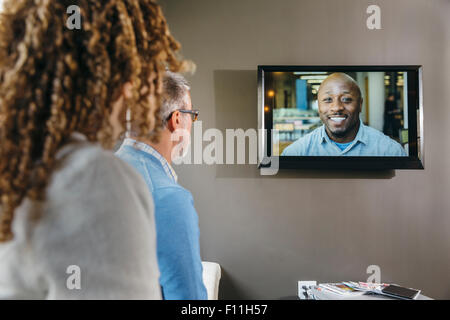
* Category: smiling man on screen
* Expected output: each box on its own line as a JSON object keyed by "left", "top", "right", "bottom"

{"left": 282, "top": 73, "right": 407, "bottom": 157}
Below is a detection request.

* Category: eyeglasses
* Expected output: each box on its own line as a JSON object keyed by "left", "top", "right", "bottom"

{"left": 167, "top": 109, "right": 199, "bottom": 122}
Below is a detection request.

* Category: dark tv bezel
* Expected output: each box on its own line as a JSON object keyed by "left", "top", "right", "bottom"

{"left": 257, "top": 65, "right": 424, "bottom": 170}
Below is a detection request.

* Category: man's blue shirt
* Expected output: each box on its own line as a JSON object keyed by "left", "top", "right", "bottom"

{"left": 282, "top": 120, "right": 407, "bottom": 156}
{"left": 115, "top": 139, "right": 207, "bottom": 300}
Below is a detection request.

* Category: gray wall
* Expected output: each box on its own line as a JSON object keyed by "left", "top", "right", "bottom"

{"left": 161, "top": 0, "right": 450, "bottom": 299}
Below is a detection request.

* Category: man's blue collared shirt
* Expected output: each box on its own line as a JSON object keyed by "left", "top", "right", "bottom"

{"left": 115, "top": 139, "right": 207, "bottom": 300}
{"left": 282, "top": 120, "right": 407, "bottom": 156}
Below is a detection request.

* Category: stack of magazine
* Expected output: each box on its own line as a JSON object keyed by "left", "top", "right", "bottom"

{"left": 304, "top": 282, "right": 420, "bottom": 300}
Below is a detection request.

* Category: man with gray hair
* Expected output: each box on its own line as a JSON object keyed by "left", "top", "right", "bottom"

{"left": 115, "top": 72, "right": 206, "bottom": 300}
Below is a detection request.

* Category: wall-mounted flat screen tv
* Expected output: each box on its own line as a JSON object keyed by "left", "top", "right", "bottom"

{"left": 258, "top": 65, "right": 424, "bottom": 170}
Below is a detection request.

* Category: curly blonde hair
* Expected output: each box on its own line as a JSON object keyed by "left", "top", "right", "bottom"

{"left": 0, "top": 0, "right": 190, "bottom": 242}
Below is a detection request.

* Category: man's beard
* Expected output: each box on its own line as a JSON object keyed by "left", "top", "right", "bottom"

{"left": 174, "top": 140, "right": 190, "bottom": 160}
{"left": 171, "top": 128, "right": 191, "bottom": 162}
{"left": 328, "top": 127, "right": 348, "bottom": 138}
{"left": 326, "top": 117, "right": 359, "bottom": 140}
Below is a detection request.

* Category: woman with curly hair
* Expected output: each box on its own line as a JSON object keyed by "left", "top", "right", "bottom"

{"left": 0, "top": 0, "right": 190, "bottom": 299}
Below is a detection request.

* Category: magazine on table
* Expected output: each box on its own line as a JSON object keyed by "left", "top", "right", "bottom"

{"left": 304, "top": 282, "right": 420, "bottom": 300}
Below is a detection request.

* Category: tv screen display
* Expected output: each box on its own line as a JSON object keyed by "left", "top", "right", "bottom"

{"left": 258, "top": 65, "right": 424, "bottom": 170}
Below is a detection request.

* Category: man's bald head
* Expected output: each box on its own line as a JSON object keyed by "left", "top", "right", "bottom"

{"left": 318, "top": 73, "right": 362, "bottom": 103}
